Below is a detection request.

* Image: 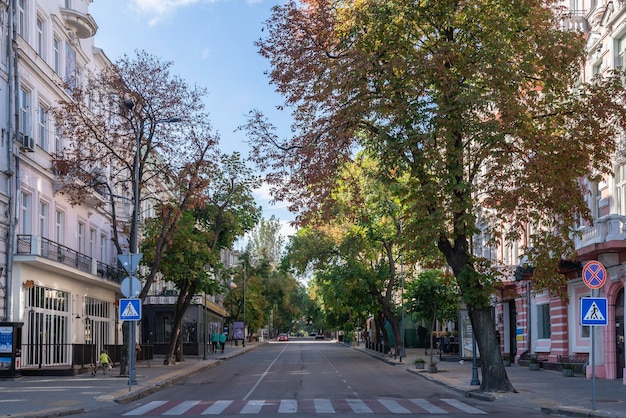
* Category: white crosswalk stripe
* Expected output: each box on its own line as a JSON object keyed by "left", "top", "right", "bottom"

{"left": 201, "top": 400, "right": 232, "bottom": 415}
{"left": 378, "top": 399, "right": 411, "bottom": 414}
{"left": 410, "top": 398, "right": 447, "bottom": 414}
{"left": 123, "top": 400, "right": 168, "bottom": 415}
{"left": 278, "top": 399, "right": 297, "bottom": 413}
{"left": 123, "top": 398, "right": 487, "bottom": 415}
{"left": 164, "top": 401, "right": 201, "bottom": 415}
{"left": 346, "top": 399, "right": 372, "bottom": 413}
{"left": 240, "top": 400, "right": 265, "bottom": 414}
{"left": 441, "top": 398, "right": 487, "bottom": 414}
{"left": 314, "top": 398, "right": 334, "bottom": 413}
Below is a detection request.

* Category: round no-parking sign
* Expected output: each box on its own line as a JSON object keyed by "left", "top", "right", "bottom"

{"left": 582, "top": 261, "right": 607, "bottom": 289}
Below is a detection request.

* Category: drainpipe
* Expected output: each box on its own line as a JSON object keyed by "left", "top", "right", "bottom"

{"left": 4, "top": 0, "right": 16, "bottom": 322}
{"left": 527, "top": 280, "right": 532, "bottom": 355}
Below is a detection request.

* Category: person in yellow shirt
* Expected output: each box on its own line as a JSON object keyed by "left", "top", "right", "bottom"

{"left": 99, "top": 350, "right": 112, "bottom": 375}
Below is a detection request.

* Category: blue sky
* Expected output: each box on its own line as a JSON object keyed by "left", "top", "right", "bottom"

{"left": 89, "top": 0, "right": 296, "bottom": 239}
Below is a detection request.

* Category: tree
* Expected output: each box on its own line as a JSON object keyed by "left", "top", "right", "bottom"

{"left": 284, "top": 169, "right": 403, "bottom": 355}
{"left": 142, "top": 152, "right": 261, "bottom": 364}
{"left": 406, "top": 270, "right": 460, "bottom": 367}
{"left": 244, "top": 1, "right": 626, "bottom": 391}
{"left": 227, "top": 217, "right": 307, "bottom": 340}
{"left": 246, "top": 216, "right": 285, "bottom": 268}
{"left": 53, "top": 50, "right": 220, "bottom": 375}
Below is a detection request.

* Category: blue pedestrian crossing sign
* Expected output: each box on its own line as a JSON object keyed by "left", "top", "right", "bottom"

{"left": 580, "top": 297, "right": 607, "bottom": 326}
{"left": 119, "top": 298, "right": 142, "bottom": 321}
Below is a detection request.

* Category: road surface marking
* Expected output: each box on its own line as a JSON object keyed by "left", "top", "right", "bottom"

{"left": 123, "top": 400, "right": 168, "bottom": 415}
{"left": 410, "top": 399, "right": 447, "bottom": 414}
{"left": 441, "top": 398, "right": 487, "bottom": 414}
{"left": 378, "top": 399, "right": 411, "bottom": 414}
{"left": 201, "top": 400, "right": 232, "bottom": 415}
{"left": 347, "top": 399, "right": 372, "bottom": 413}
{"left": 314, "top": 399, "right": 334, "bottom": 413}
{"left": 278, "top": 399, "right": 297, "bottom": 413}
{"left": 163, "top": 400, "right": 201, "bottom": 415}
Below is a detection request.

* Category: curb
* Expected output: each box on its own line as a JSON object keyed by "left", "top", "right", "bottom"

{"left": 540, "top": 405, "right": 619, "bottom": 418}
{"left": 114, "top": 360, "right": 221, "bottom": 405}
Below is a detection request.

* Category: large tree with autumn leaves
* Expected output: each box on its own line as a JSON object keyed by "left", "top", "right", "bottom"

{"left": 53, "top": 51, "right": 220, "bottom": 375}
{"left": 243, "top": 0, "right": 626, "bottom": 392}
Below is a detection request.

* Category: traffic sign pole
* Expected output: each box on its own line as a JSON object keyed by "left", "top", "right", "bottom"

{"left": 581, "top": 261, "right": 607, "bottom": 412}
{"left": 591, "top": 289, "right": 596, "bottom": 411}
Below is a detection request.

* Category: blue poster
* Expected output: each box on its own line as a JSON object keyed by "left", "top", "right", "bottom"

{"left": 233, "top": 321, "right": 245, "bottom": 340}
{"left": 0, "top": 327, "right": 13, "bottom": 353}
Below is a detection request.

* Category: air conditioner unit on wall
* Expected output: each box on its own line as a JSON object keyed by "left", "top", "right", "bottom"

{"left": 18, "top": 133, "right": 35, "bottom": 152}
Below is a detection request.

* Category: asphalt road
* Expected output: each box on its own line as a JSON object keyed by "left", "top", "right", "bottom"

{"left": 76, "top": 339, "right": 550, "bottom": 417}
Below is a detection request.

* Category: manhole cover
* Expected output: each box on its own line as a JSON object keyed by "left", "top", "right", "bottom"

{"left": 596, "top": 399, "right": 621, "bottom": 404}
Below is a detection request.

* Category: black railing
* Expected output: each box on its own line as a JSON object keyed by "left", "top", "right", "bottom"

{"left": 16, "top": 235, "right": 124, "bottom": 284}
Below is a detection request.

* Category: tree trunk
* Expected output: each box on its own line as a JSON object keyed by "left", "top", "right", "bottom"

{"left": 163, "top": 281, "right": 196, "bottom": 365}
{"left": 470, "top": 305, "right": 515, "bottom": 392}
{"left": 440, "top": 234, "right": 516, "bottom": 393}
{"left": 381, "top": 302, "right": 402, "bottom": 357}
{"left": 119, "top": 321, "right": 130, "bottom": 376}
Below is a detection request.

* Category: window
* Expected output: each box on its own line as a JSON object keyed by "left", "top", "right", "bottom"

{"left": 17, "top": 0, "right": 27, "bottom": 39}
{"left": 65, "top": 43, "right": 76, "bottom": 84}
{"left": 20, "top": 192, "right": 32, "bottom": 234}
{"left": 78, "top": 221, "right": 85, "bottom": 254}
{"left": 38, "top": 103, "right": 47, "bottom": 150}
{"left": 55, "top": 210, "right": 65, "bottom": 244}
{"left": 36, "top": 17, "right": 45, "bottom": 57}
{"left": 537, "top": 303, "right": 551, "bottom": 339}
{"left": 617, "top": 33, "right": 626, "bottom": 70}
{"left": 39, "top": 201, "right": 48, "bottom": 238}
{"left": 55, "top": 126, "right": 62, "bottom": 153}
{"left": 89, "top": 228, "right": 96, "bottom": 258}
{"left": 617, "top": 164, "right": 626, "bottom": 216}
{"left": 100, "top": 233, "right": 107, "bottom": 262}
{"left": 53, "top": 37, "right": 61, "bottom": 74}
{"left": 19, "top": 88, "right": 30, "bottom": 136}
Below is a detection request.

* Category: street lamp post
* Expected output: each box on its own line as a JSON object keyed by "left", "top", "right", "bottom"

{"left": 242, "top": 262, "right": 246, "bottom": 348}
{"left": 203, "top": 292, "right": 207, "bottom": 360}
{"left": 123, "top": 99, "right": 180, "bottom": 386}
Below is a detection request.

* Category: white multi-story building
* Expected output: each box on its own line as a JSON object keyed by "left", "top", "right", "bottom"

{"left": 485, "top": 1, "right": 626, "bottom": 383}
{"left": 0, "top": 0, "right": 122, "bottom": 375}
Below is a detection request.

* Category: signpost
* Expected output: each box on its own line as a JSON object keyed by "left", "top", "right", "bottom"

{"left": 582, "top": 261, "right": 607, "bottom": 289}
{"left": 581, "top": 261, "right": 608, "bottom": 411}
{"left": 119, "top": 299, "right": 142, "bottom": 321}
{"left": 118, "top": 254, "right": 142, "bottom": 389}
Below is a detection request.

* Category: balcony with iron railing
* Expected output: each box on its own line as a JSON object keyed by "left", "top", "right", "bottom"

{"left": 16, "top": 235, "right": 125, "bottom": 284}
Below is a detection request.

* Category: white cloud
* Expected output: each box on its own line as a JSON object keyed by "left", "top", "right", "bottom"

{"left": 201, "top": 48, "right": 212, "bottom": 60}
{"left": 254, "top": 182, "right": 274, "bottom": 202}
{"left": 130, "top": 0, "right": 204, "bottom": 26}
{"left": 130, "top": 0, "right": 265, "bottom": 26}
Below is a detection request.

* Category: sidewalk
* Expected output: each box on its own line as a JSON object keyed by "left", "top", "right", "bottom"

{"left": 0, "top": 341, "right": 260, "bottom": 418}
{"left": 353, "top": 344, "right": 626, "bottom": 418}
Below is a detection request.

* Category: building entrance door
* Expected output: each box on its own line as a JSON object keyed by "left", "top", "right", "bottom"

{"left": 616, "top": 288, "right": 624, "bottom": 379}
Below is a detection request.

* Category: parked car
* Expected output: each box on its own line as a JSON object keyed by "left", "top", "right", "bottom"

{"left": 278, "top": 333, "right": 289, "bottom": 341}
{"left": 315, "top": 334, "right": 324, "bottom": 340}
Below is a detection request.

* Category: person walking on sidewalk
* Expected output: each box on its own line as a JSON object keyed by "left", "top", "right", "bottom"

{"left": 99, "top": 350, "right": 112, "bottom": 375}
{"left": 211, "top": 331, "right": 219, "bottom": 353}
{"left": 219, "top": 331, "right": 227, "bottom": 353}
